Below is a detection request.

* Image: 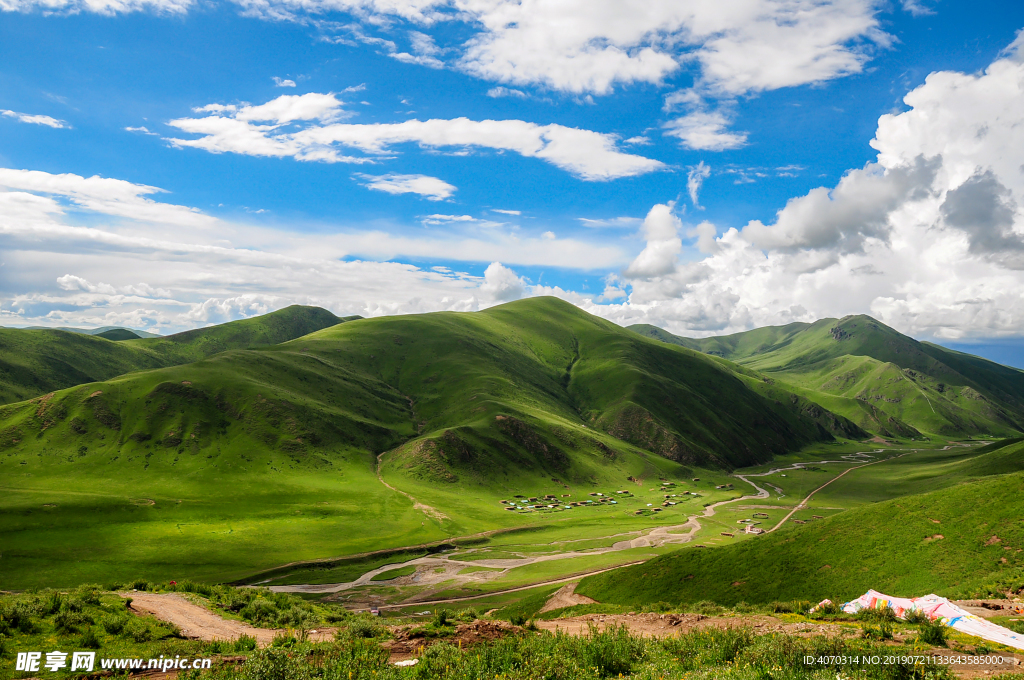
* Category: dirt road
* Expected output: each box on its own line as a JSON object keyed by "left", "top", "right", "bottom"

{"left": 124, "top": 592, "right": 335, "bottom": 644}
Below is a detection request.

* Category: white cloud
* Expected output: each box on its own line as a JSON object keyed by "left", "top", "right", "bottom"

{"left": 623, "top": 203, "right": 683, "bottom": 279}
{"left": 486, "top": 86, "right": 528, "bottom": 99}
{"left": 4, "top": 0, "right": 892, "bottom": 101}
{"left": 479, "top": 262, "right": 525, "bottom": 302}
{"left": 390, "top": 51, "right": 444, "bottom": 69}
{"left": 578, "top": 216, "right": 642, "bottom": 229}
{"left": 623, "top": 136, "right": 651, "bottom": 145}
{"left": 541, "top": 231, "right": 555, "bottom": 239}
{"left": 2, "top": 109, "right": 68, "bottom": 128}
{"left": 355, "top": 173, "right": 456, "bottom": 200}
{"left": 273, "top": 77, "right": 297, "bottom": 87}
{"left": 0, "top": 0, "right": 190, "bottom": 13}
{"left": 422, "top": 213, "right": 474, "bottom": 222}
{"left": 0, "top": 168, "right": 215, "bottom": 227}
{"left": 491, "top": 208, "right": 520, "bottom": 215}
{"left": 664, "top": 110, "right": 747, "bottom": 151}
{"left": 0, "top": 166, "right": 629, "bottom": 332}
{"left": 687, "top": 161, "right": 711, "bottom": 208}
{"left": 166, "top": 93, "right": 664, "bottom": 180}
{"left": 124, "top": 126, "right": 158, "bottom": 135}
{"left": 580, "top": 37, "right": 1024, "bottom": 340}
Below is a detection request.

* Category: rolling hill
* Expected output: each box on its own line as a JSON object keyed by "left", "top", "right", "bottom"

{"left": 631, "top": 316, "right": 1024, "bottom": 439}
{"left": 0, "top": 305, "right": 353, "bottom": 405}
{"left": 0, "top": 297, "right": 866, "bottom": 587}
{"left": 576, "top": 438, "right": 1024, "bottom": 606}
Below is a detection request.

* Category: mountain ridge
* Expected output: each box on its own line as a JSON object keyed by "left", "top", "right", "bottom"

{"left": 630, "top": 315, "right": 1024, "bottom": 438}
{"left": 0, "top": 305, "right": 355, "bottom": 405}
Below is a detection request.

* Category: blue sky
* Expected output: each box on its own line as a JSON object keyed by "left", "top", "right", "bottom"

{"left": 2, "top": 0, "right": 1024, "bottom": 364}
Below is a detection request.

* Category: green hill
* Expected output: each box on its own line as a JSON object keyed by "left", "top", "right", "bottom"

{"left": 95, "top": 328, "right": 142, "bottom": 341}
{"left": 630, "top": 316, "right": 1024, "bottom": 438}
{"left": 0, "top": 305, "right": 351, "bottom": 405}
{"left": 0, "top": 298, "right": 865, "bottom": 588}
{"left": 577, "top": 439, "right": 1024, "bottom": 606}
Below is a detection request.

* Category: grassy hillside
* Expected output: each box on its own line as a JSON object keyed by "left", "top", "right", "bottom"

{"left": 578, "top": 441, "right": 1024, "bottom": 606}
{"left": 630, "top": 315, "right": 1024, "bottom": 438}
{"left": 0, "top": 298, "right": 864, "bottom": 588}
{"left": 0, "top": 305, "right": 350, "bottom": 405}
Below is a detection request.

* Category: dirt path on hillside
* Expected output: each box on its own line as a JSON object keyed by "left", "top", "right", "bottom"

{"left": 124, "top": 593, "right": 335, "bottom": 644}
{"left": 376, "top": 450, "right": 449, "bottom": 524}
{"left": 538, "top": 582, "right": 597, "bottom": 613}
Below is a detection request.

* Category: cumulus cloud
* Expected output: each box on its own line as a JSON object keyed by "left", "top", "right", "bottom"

{"left": 355, "top": 173, "right": 456, "bottom": 200}
{"left": 623, "top": 203, "right": 683, "bottom": 279}
{"left": 579, "top": 36, "right": 1024, "bottom": 340}
{"left": 272, "top": 77, "right": 297, "bottom": 87}
{"left": 166, "top": 94, "right": 664, "bottom": 180}
{"left": 2, "top": 109, "right": 68, "bottom": 128}
{"left": 479, "top": 262, "right": 525, "bottom": 302}
{"left": 741, "top": 156, "right": 939, "bottom": 253}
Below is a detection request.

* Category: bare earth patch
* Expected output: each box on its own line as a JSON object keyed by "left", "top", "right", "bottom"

{"left": 539, "top": 582, "right": 597, "bottom": 613}
{"left": 123, "top": 593, "right": 335, "bottom": 645}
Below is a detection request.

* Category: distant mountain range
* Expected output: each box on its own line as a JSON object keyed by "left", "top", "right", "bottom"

{"left": 630, "top": 316, "right": 1024, "bottom": 439}
{"left": 0, "top": 298, "right": 868, "bottom": 478}
{"left": 0, "top": 306, "right": 356, "bottom": 405}
{"left": 18, "top": 325, "right": 164, "bottom": 338}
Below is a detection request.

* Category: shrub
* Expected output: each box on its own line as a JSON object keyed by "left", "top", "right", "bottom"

{"left": 75, "top": 585, "right": 102, "bottom": 606}
{"left": 79, "top": 626, "right": 102, "bottom": 649}
{"left": 101, "top": 615, "right": 128, "bottom": 635}
{"left": 346, "top": 616, "right": 385, "bottom": 639}
{"left": 509, "top": 613, "right": 527, "bottom": 626}
{"left": 858, "top": 605, "right": 897, "bottom": 623}
{"left": 662, "top": 626, "right": 753, "bottom": 670}
{"left": 690, "top": 600, "right": 725, "bottom": 616}
{"left": 432, "top": 609, "right": 452, "bottom": 627}
{"left": 903, "top": 609, "right": 928, "bottom": 625}
{"left": 234, "top": 634, "right": 258, "bottom": 652}
{"left": 861, "top": 621, "right": 894, "bottom": 641}
{"left": 270, "top": 633, "right": 296, "bottom": 648}
{"left": 0, "top": 600, "right": 37, "bottom": 635}
{"left": 122, "top": 619, "right": 153, "bottom": 643}
{"left": 206, "top": 639, "right": 227, "bottom": 654}
{"left": 39, "top": 590, "right": 64, "bottom": 616}
{"left": 53, "top": 608, "right": 92, "bottom": 634}
{"left": 918, "top": 620, "right": 947, "bottom": 646}
{"left": 128, "top": 579, "right": 151, "bottom": 591}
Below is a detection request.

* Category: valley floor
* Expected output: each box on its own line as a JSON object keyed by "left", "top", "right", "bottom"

{"left": 260, "top": 440, "right": 983, "bottom": 612}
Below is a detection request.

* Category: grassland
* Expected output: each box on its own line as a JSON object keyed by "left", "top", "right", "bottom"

{"left": 577, "top": 442, "right": 1024, "bottom": 606}
{"left": 371, "top": 566, "right": 418, "bottom": 581}
{"left": 0, "top": 297, "right": 872, "bottom": 590}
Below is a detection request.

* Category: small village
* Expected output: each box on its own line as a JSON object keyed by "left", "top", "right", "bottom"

{"left": 497, "top": 479, "right": 721, "bottom": 516}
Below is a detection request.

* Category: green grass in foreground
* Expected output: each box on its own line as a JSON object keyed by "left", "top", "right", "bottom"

{"left": 371, "top": 566, "right": 418, "bottom": 581}
{"left": 578, "top": 462, "right": 1024, "bottom": 607}
{"left": 7, "top": 585, "right": 1018, "bottom": 680}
